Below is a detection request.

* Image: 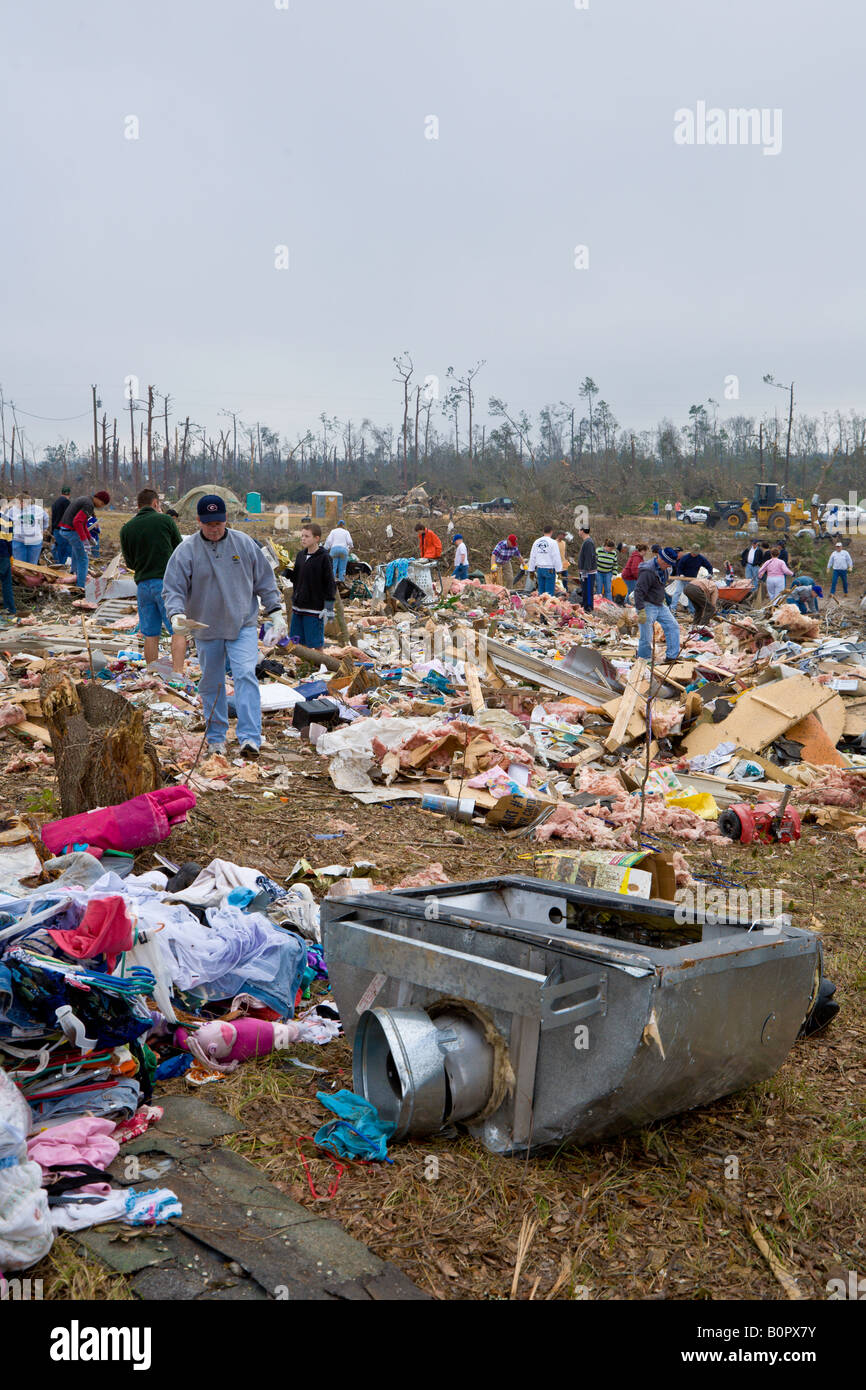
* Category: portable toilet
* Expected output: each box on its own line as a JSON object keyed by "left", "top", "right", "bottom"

{"left": 246, "top": 491, "right": 262, "bottom": 514}
{"left": 312, "top": 491, "right": 343, "bottom": 527}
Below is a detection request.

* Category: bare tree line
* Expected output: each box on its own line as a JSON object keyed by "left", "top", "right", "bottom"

{"left": 1, "top": 367, "right": 865, "bottom": 513}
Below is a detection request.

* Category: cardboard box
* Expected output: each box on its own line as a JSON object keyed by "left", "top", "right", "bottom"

{"left": 534, "top": 848, "right": 679, "bottom": 902}
{"left": 485, "top": 790, "right": 552, "bottom": 830}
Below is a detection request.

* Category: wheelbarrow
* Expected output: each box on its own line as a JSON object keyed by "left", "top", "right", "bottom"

{"left": 716, "top": 582, "right": 754, "bottom": 609}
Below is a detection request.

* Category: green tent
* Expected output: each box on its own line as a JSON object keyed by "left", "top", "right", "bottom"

{"left": 175, "top": 485, "right": 245, "bottom": 522}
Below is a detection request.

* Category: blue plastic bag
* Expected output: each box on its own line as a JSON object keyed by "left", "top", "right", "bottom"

{"left": 314, "top": 1089, "right": 394, "bottom": 1162}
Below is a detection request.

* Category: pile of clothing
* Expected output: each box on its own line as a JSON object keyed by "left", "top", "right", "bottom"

{"left": 0, "top": 853, "right": 341, "bottom": 1271}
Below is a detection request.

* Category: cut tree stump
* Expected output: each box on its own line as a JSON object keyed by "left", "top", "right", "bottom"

{"left": 39, "top": 670, "right": 162, "bottom": 817}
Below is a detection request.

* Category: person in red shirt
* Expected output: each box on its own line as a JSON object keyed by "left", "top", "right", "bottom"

{"left": 57, "top": 489, "right": 110, "bottom": 588}
{"left": 621, "top": 543, "right": 647, "bottom": 598}
{"left": 414, "top": 523, "right": 443, "bottom": 560}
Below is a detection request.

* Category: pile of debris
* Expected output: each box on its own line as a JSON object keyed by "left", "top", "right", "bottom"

{"left": 1, "top": 544, "right": 855, "bottom": 1274}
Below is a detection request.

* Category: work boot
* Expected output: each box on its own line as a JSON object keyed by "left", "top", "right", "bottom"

{"left": 239, "top": 741, "right": 260, "bottom": 759}
{"left": 207, "top": 742, "right": 227, "bottom": 756}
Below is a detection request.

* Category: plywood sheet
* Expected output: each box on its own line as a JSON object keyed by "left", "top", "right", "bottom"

{"left": 682, "top": 675, "right": 835, "bottom": 757}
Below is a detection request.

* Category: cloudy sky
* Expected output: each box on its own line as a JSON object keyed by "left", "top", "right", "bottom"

{"left": 3, "top": 0, "right": 862, "bottom": 453}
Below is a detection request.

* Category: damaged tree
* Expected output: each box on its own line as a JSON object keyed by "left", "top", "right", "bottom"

{"left": 39, "top": 670, "right": 161, "bottom": 817}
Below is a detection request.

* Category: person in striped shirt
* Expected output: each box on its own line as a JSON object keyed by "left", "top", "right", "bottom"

{"left": 595, "top": 538, "right": 618, "bottom": 600}
{"left": 491, "top": 534, "right": 522, "bottom": 588}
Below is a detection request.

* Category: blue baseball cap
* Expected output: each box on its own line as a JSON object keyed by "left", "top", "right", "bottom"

{"left": 197, "top": 494, "right": 227, "bottom": 521}
{"left": 652, "top": 544, "right": 678, "bottom": 565}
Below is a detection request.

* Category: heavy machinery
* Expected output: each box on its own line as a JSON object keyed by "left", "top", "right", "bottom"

{"left": 706, "top": 482, "right": 810, "bottom": 532}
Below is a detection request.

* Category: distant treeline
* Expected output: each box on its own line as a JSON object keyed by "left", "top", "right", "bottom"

{"left": 3, "top": 374, "right": 865, "bottom": 514}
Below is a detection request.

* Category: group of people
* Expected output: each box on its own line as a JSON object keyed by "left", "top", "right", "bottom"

{"left": 413, "top": 521, "right": 624, "bottom": 614}
{"left": 742, "top": 536, "right": 854, "bottom": 608}
{"left": 4, "top": 485, "right": 863, "bottom": 756}
{"left": 653, "top": 500, "right": 683, "bottom": 520}
{"left": 0, "top": 487, "right": 110, "bottom": 614}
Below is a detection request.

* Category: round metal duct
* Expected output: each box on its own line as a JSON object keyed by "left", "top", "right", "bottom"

{"left": 353, "top": 1005, "right": 495, "bottom": 1141}
{"left": 353, "top": 1007, "right": 448, "bottom": 1140}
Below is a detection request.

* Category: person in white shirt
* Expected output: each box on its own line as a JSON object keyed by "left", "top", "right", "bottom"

{"left": 8, "top": 492, "right": 48, "bottom": 565}
{"left": 323, "top": 520, "right": 353, "bottom": 582}
{"left": 527, "top": 526, "right": 563, "bottom": 596}
{"left": 827, "top": 540, "right": 854, "bottom": 596}
{"left": 452, "top": 534, "right": 469, "bottom": 580}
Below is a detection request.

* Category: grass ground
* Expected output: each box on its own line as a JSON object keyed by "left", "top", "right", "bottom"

{"left": 16, "top": 765, "right": 865, "bottom": 1302}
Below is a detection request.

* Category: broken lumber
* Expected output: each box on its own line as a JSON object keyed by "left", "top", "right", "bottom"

{"left": 465, "top": 663, "right": 486, "bottom": 715}
{"left": 604, "top": 658, "right": 648, "bottom": 751}
{"left": 11, "top": 720, "right": 52, "bottom": 745}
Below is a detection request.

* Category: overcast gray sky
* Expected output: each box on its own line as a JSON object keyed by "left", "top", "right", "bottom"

{"left": 3, "top": 0, "right": 863, "bottom": 453}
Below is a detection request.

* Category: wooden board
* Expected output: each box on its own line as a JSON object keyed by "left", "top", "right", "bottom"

{"left": 603, "top": 658, "right": 648, "bottom": 750}
{"left": 570, "top": 742, "right": 606, "bottom": 769}
{"left": 843, "top": 697, "right": 866, "bottom": 738}
{"left": 815, "top": 691, "right": 845, "bottom": 746}
{"left": 10, "top": 720, "right": 52, "bottom": 745}
{"left": 465, "top": 663, "right": 486, "bottom": 715}
{"left": 682, "top": 675, "right": 837, "bottom": 757}
{"left": 9, "top": 559, "right": 73, "bottom": 584}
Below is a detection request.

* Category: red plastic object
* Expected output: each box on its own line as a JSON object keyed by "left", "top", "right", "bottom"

{"left": 41, "top": 787, "right": 196, "bottom": 857}
{"left": 296, "top": 1136, "right": 346, "bottom": 1200}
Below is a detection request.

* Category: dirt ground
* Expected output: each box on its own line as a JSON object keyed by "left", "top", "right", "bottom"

{"left": 7, "top": 506, "right": 865, "bottom": 1301}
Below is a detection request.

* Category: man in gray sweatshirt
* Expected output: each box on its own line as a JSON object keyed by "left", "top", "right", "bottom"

{"left": 162, "top": 494, "right": 286, "bottom": 757}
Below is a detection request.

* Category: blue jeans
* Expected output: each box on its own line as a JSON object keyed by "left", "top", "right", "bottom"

{"left": 536, "top": 567, "right": 556, "bottom": 595}
{"left": 830, "top": 570, "right": 848, "bottom": 595}
{"left": 582, "top": 573, "right": 595, "bottom": 612}
{"left": 596, "top": 572, "right": 613, "bottom": 600}
{"left": 637, "top": 602, "right": 681, "bottom": 660}
{"left": 329, "top": 547, "right": 348, "bottom": 581}
{"left": 453, "top": 564, "right": 469, "bottom": 580}
{"left": 52, "top": 528, "right": 70, "bottom": 564}
{"left": 0, "top": 555, "right": 15, "bottom": 613}
{"left": 12, "top": 540, "right": 42, "bottom": 564}
{"left": 136, "top": 577, "right": 173, "bottom": 637}
{"left": 89, "top": 532, "right": 100, "bottom": 558}
{"left": 196, "top": 625, "right": 261, "bottom": 748}
{"left": 626, "top": 578, "right": 636, "bottom": 597}
{"left": 63, "top": 531, "right": 89, "bottom": 586}
{"left": 290, "top": 610, "right": 325, "bottom": 649}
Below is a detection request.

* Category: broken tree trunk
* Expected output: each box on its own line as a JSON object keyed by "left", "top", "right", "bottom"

{"left": 39, "top": 670, "right": 162, "bottom": 817}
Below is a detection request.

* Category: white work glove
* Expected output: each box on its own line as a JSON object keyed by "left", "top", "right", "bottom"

{"left": 266, "top": 609, "right": 288, "bottom": 641}
{"left": 324, "top": 602, "right": 336, "bottom": 622}
{"left": 171, "top": 613, "right": 194, "bottom": 634}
